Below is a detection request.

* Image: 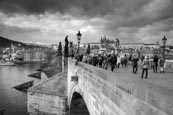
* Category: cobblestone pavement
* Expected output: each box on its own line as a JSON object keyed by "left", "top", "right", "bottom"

{"left": 106, "top": 64, "right": 173, "bottom": 91}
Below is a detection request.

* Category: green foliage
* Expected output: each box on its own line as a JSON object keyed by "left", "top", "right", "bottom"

{"left": 86, "top": 44, "right": 90, "bottom": 54}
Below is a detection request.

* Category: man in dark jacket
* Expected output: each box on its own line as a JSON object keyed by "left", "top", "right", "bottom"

{"left": 153, "top": 55, "right": 159, "bottom": 73}
{"left": 132, "top": 55, "right": 139, "bottom": 74}
{"left": 92, "top": 55, "right": 99, "bottom": 66}
{"left": 110, "top": 54, "right": 117, "bottom": 71}
{"left": 141, "top": 55, "right": 145, "bottom": 63}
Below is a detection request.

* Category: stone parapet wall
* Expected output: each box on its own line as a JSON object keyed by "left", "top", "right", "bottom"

{"left": 68, "top": 58, "right": 173, "bottom": 115}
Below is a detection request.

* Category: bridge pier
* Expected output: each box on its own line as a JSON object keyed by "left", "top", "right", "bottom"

{"left": 27, "top": 73, "right": 67, "bottom": 115}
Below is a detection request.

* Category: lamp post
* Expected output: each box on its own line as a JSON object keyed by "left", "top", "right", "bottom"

{"left": 116, "top": 38, "right": 120, "bottom": 54}
{"left": 76, "top": 31, "right": 82, "bottom": 56}
{"left": 162, "top": 36, "right": 167, "bottom": 61}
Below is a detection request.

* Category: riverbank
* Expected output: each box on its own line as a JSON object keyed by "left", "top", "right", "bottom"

{"left": 14, "top": 61, "right": 46, "bottom": 64}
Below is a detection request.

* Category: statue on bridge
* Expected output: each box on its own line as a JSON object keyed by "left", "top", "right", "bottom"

{"left": 57, "top": 42, "right": 62, "bottom": 56}
{"left": 64, "top": 36, "right": 69, "bottom": 57}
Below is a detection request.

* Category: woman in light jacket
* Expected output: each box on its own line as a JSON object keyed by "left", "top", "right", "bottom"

{"left": 141, "top": 56, "right": 150, "bottom": 79}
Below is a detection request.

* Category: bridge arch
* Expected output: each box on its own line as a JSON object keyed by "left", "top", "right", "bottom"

{"left": 68, "top": 83, "right": 81, "bottom": 106}
{"left": 70, "top": 92, "right": 90, "bottom": 115}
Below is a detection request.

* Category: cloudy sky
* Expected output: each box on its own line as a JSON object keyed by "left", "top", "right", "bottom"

{"left": 0, "top": 0, "right": 173, "bottom": 45}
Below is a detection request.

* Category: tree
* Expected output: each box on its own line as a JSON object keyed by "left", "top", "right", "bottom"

{"left": 64, "top": 36, "right": 69, "bottom": 57}
{"left": 100, "top": 37, "right": 103, "bottom": 43}
{"left": 86, "top": 44, "right": 90, "bottom": 55}
{"left": 57, "top": 42, "right": 62, "bottom": 56}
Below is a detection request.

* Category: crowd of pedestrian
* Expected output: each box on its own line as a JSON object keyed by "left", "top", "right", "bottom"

{"left": 133, "top": 54, "right": 166, "bottom": 79}
{"left": 74, "top": 53, "right": 166, "bottom": 79}
{"left": 75, "top": 53, "right": 129, "bottom": 72}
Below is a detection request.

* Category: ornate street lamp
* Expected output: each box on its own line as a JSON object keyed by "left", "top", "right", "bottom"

{"left": 76, "top": 31, "right": 82, "bottom": 55}
{"left": 162, "top": 36, "right": 167, "bottom": 61}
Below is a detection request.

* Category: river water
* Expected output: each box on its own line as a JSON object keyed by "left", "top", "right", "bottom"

{"left": 0, "top": 64, "right": 40, "bottom": 115}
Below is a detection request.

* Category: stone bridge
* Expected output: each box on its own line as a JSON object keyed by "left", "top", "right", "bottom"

{"left": 28, "top": 58, "right": 173, "bottom": 115}
{"left": 67, "top": 58, "right": 173, "bottom": 115}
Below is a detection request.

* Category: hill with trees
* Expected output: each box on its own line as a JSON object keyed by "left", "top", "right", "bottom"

{"left": 0, "top": 36, "right": 46, "bottom": 49}
{"left": 0, "top": 36, "right": 26, "bottom": 48}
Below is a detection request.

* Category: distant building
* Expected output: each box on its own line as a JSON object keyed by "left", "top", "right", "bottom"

{"left": 120, "top": 43, "right": 160, "bottom": 50}
{"left": 10, "top": 52, "right": 17, "bottom": 61}
{"left": 83, "top": 36, "right": 117, "bottom": 49}
{"left": 100, "top": 35, "right": 115, "bottom": 44}
{"left": 23, "top": 49, "right": 46, "bottom": 62}
{"left": 16, "top": 50, "right": 24, "bottom": 60}
{"left": 51, "top": 44, "right": 59, "bottom": 51}
{"left": 26, "top": 42, "right": 38, "bottom": 46}
{"left": 83, "top": 42, "right": 101, "bottom": 48}
{"left": 120, "top": 43, "right": 144, "bottom": 50}
{"left": 144, "top": 43, "right": 160, "bottom": 49}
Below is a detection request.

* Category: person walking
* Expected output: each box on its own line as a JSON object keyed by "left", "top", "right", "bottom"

{"left": 98, "top": 54, "right": 104, "bottom": 68}
{"left": 82, "top": 54, "right": 87, "bottom": 63}
{"left": 92, "top": 55, "right": 99, "bottom": 66}
{"left": 124, "top": 54, "right": 128, "bottom": 67}
{"left": 102, "top": 55, "right": 109, "bottom": 70}
{"left": 159, "top": 57, "right": 165, "bottom": 73}
{"left": 88, "top": 55, "right": 93, "bottom": 65}
{"left": 117, "top": 55, "right": 121, "bottom": 68}
{"left": 110, "top": 54, "right": 117, "bottom": 71}
{"left": 141, "top": 56, "right": 150, "bottom": 79}
{"left": 132, "top": 55, "right": 139, "bottom": 74}
{"left": 153, "top": 55, "right": 159, "bottom": 73}
{"left": 141, "top": 55, "right": 145, "bottom": 63}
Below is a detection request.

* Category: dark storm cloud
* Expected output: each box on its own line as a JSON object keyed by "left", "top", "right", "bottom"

{"left": 1, "top": 0, "right": 167, "bottom": 28}
{"left": 0, "top": 0, "right": 152, "bottom": 17}
{"left": 150, "top": 18, "right": 173, "bottom": 34}
{"left": 0, "top": 0, "right": 173, "bottom": 44}
{"left": 0, "top": 0, "right": 113, "bottom": 16}
{"left": 108, "top": 0, "right": 173, "bottom": 27}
